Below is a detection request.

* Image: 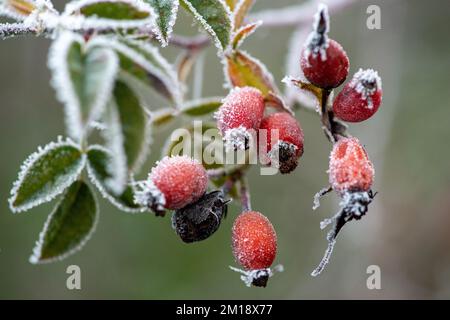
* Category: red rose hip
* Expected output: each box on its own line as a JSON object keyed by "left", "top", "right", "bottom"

{"left": 215, "top": 86, "right": 265, "bottom": 150}
{"left": 300, "top": 4, "right": 349, "bottom": 89}
{"left": 259, "top": 112, "right": 304, "bottom": 174}
{"left": 134, "top": 155, "right": 208, "bottom": 215}
{"left": 231, "top": 211, "right": 280, "bottom": 287}
{"left": 333, "top": 68, "right": 382, "bottom": 122}
{"left": 328, "top": 137, "right": 374, "bottom": 194}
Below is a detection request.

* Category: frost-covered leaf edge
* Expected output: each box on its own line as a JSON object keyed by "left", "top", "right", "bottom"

{"left": 8, "top": 136, "right": 86, "bottom": 213}
{"left": 180, "top": 0, "right": 233, "bottom": 54}
{"left": 86, "top": 144, "right": 147, "bottom": 213}
{"left": 61, "top": 0, "right": 157, "bottom": 30}
{"left": 90, "top": 36, "right": 183, "bottom": 106}
{"left": 29, "top": 180, "right": 99, "bottom": 264}
{"left": 149, "top": 0, "right": 180, "bottom": 47}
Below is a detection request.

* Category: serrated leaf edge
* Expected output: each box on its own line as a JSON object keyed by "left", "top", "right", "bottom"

{"left": 8, "top": 136, "right": 86, "bottom": 213}
{"left": 181, "top": 0, "right": 233, "bottom": 54}
{"left": 151, "top": 0, "right": 180, "bottom": 47}
{"left": 86, "top": 145, "right": 147, "bottom": 213}
{"left": 29, "top": 181, "right": 99, "bottom": 264}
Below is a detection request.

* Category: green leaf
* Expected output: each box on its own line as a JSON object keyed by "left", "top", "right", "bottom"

{"left": 147, "top": 0, "right": 179, "bottom": 46}
{"left": 151, "top": 107, "right": 177, "bottom": 127}
{"left": 49, "top": 32, "right": 119, "bottom": 141}
{"left": 180, "top": 97, "right": 222, "bottom": 116}
{"left": 63, "top": 0, "right": 155, "bottom": 29}
{"left": 87, "top": 145, "right": 144, "bottom": 212}
{"left": 102, "top": 80, "right": 150, "bottom": 194}
{"left": 80, "top": 1, "right": 150, "bottom": 19}
{"left": 9, "top": 138, "right": 86, "bottom": 213}
{"left": 181, "top": 0, "right": 232, "bottom": 51}
{"left": 225, "top": 50, "right": 278, "bottom": 96}
{"left": 93, "top": 37, "right": 181, "bottom": 104}
{"left": 113, "top": 80, "right": 150, "bottom": 171}
{"left": 29, "top": 181, "right": 98, "bottom": 264}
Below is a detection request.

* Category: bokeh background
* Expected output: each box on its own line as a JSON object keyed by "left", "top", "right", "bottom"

{"left": 1, "top": 0, "right": 450, "bottom": 299}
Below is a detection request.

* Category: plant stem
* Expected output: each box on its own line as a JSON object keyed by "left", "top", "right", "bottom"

{"left": 239, "top": 176, "right": 252, "bottom": 212}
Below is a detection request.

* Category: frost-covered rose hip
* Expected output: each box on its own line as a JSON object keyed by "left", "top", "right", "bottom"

{"left": 333, "top": 68, "right": 382, "bottom": 122}
{"left": 259, "top": 112, "right": 304, "bottom": 174}
{"left": 215, "top": 86, "right": 265, "bottom": 150}
{"left": 230, "top": 211, "right": 281, "bottom": 287}
{"left": 300, "top": 4, "right": 349, "bottom": 89}
{"left": 329, "top": 137, "right": 374, "bottom": 194}
{"left": 134, "top": 155, "right": 208, "bottom": 215}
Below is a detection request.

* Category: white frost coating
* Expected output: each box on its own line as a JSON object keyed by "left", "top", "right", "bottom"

{"left": 8, "top": 136, "right": 86, "bottom": 213}
{"left": 339, "top": 191, "right": 372, "bottom": 218}
{"left": 181, "top": 0, "right": 232, "bottom": 54}
{"left": 222, "top": 125, "right": 250, "bottom": 151}
{"left": 61, "top": 0, "right": 156, "bottom": 30}
{"left": 303, "top": 3, "right": 329, "bottom": 63}
{"left": 350, "top": 68, "right": 382, "bottom": 109}
{"left": 152, "top": 0, "right": 179, "bottom": 47}
{"left": 121, "top": 37, "right": 182, "bottom": 105}
{"left": 102, "top": 100, "right": 128, "bottom": 196}
{"left": 48, "top": 31, "right": 85, "bottom": 141}
{"left": 231, "top": 20, "right": 261, "bottom": 49}
{"left": 86, "top": 145, "right": 147, "bottom": 213}
{"left": 29, "top": 183, "right": 100, "bottom": 264}
{"left": 229, "top": 265, "right": 283, "bottom": 287}
{"left": 132, "top": 175, "right": 166, "bottom": 211}
{"left": 49, "top": 40, "right": 119, "bottom": 140}
{"left": 90, "top": 36, "right": 182, "bottom": 106}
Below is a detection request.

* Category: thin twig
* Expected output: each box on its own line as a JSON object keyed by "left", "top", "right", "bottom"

{"left": 239, "top": 176, "right": 252, "bottom": 212}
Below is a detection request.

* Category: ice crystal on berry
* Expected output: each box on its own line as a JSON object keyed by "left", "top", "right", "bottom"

{"left": 303, "top": 3, "right": 329, "bottom": 62}
{"left": 350, "top": 68, "right": 382, "bottom": 108}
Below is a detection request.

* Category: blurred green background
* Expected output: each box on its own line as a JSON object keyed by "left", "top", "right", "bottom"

{"left": 1, "top": 0, "right": 450, "bottom": 299}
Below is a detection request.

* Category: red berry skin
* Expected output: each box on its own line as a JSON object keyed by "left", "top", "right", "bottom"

{"left": 333, "top": 69, "right": 382, "bottom": 122}
{"left": 329, "top": 137, "right": 374, "bottom": 194}
{"left": 216, "top": 87, "right": 265, "bottom": 136}
{"left": 260, "top": 113, "right": 304, "bottom": 157}
{"left": 232, "top": 211, "right": 277, "bottom": 270}
{"left": 301, "top": 39, "right": 349, "bottom": 89}
{"left": 150, "top": 156, "right": 208, "bottom": 210}
{"left": 259, "top": 112, "right": 304, "bottom": 173}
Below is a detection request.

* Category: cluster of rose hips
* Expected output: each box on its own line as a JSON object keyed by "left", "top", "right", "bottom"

{"left": 133, "top": 3, "right": 383, "bottom": 286}
{"left": 134, "top": 86, "right": 303, "bottom": 287}
{"left": 298, "top": 4, "right": 382, "bottom": 276}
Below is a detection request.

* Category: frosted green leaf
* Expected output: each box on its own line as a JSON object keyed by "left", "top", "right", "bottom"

{"left": 49, "top": 32, "right": 119, "bottom": 141}
{"left": 147, "top": 0, "right": 179, "bottom": 46}
{"left": 102, "top": 80, "right": 151, "bottom": 194}
{"left": 181, "top": 0, "right": 232, "bottom": 52}
{"left": 91, "top": 36, "right": 182, "bottom": 104}
{"left": 151, "top": 107, "right": 176, "bottom": 127}
{"left": 87, "top": 145, "right": 145, "bottom": 212}
{"left": 62, "top": 0, "right": 156, "bottom": 30}
{"left": 29, "top": 181, "right": 98, "bottom": 264}
{"left": 180, "top": 97, "right": 223, "bottom": 116}
{"left": 9, "top": 137, "right": 86, "bottom": 213}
